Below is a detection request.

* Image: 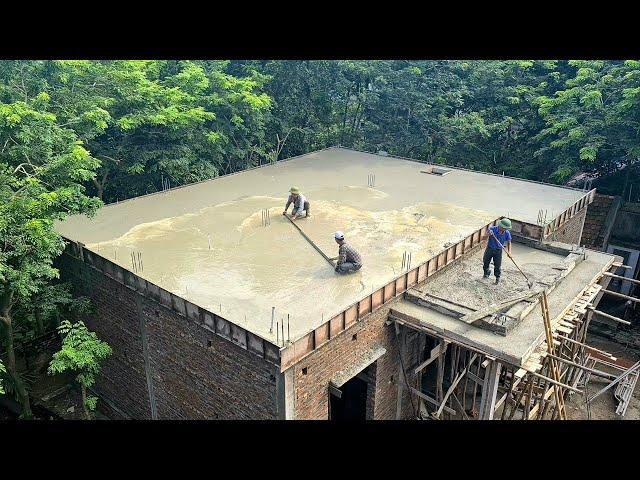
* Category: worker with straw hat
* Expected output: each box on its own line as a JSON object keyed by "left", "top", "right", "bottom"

{"left": 482, "top": 218, "right": 513, "bottom": 284}
{"left": 283, "top": 186, "right": 310, "bottom": 221}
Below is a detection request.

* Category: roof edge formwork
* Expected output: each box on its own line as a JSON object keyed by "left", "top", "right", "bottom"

{"left": 59, "top": 147, "right": 598, "bottom": 374}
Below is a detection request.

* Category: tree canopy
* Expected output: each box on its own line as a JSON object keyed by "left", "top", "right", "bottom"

{"left": 48, "top": 320, "right": 112, "bottom": 419}
{"left": 3, "top": 60, "right": 637, "bottom": 204}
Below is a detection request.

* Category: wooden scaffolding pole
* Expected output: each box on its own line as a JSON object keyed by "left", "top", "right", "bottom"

{"left": 540, "top": 291, "right": 567, "bottom": 420}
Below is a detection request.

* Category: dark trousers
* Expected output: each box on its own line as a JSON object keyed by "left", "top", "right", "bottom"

{"left": 335, "top": 262, "right": 362, "bottom": 274}
{"left": 483, "top": 247, "right": 503, "bottom": 278}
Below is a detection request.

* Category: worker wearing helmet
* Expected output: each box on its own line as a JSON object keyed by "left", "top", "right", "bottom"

{"left": 482, "top": 218, "right": 512, "bottom": 284}
{"left": 283, "top": 186, "right": 310, "bottom": 221}
{"left": 330, "top": 231, "right": 362, "bottom": 274}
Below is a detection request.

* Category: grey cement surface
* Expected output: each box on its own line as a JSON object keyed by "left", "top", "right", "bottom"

{"left": 56, "top": 148, "right": 587, "bottom": 343}
{"left": 415, "top": 243, "right": 566, "bottom": 311}
{"left": 391, "top": 247, "right": 615, "bottom": 366}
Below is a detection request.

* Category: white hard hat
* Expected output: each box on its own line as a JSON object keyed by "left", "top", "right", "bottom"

{"left": 334, "top": 231, "right": 344, "bottom": 240}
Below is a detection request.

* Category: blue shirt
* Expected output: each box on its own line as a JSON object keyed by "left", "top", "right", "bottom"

{"left": 487, "top": 226, "right": 511, "bottom": 249}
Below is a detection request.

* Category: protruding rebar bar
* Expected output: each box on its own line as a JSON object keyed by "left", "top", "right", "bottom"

{"left": 261, "top": 209, "right": 271, "bottom": 227}
{"left": 270, "top": 307, "right": 275, "bottom": 333}
{"left": 287, "top": 314, "right": 290, "bottom": 343}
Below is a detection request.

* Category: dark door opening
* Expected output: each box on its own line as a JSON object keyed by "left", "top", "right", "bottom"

{"left": 329, "top": 376, "right": 368, "bottom": 420}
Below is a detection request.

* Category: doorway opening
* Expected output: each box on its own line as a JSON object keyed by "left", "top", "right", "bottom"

{"left": 329, "top": 366, "right": 372, "bottom": 420}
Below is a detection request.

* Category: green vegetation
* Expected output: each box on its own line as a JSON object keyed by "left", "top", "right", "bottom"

{"left": 48, "top": 320, "right": 112, "bottom": 419}
{"left": 0, "top": 360, "right": 6, "bottom": 394}
{"left": 4, "top": 60, "right": 638, "bottom": 204}
{"left": 0, "top": 59, "right": 638, "bottom": 418}
{"left": 0, "top": 79, "right": 101, "bottom": 416}
{"left": 246, "top": 60, "right": 639, "bottom": 186}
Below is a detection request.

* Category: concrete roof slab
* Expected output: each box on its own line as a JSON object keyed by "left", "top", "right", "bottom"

{"left": 57, "top": 148, "right": 588, "bottom": 344}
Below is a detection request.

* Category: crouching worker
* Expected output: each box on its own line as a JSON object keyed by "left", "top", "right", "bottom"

{"left": 482, "top": 218, "right": 512, "bottom": 284}
{"left": 283, "top": 186, "right": 310, "bottom": 220}
{"left": 331, "top": 231, "right": 362, "bottom": 274}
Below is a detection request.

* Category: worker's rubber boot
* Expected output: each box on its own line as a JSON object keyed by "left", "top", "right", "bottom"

{"left": 495, "top": 277, "right": 500, "bottom": 285}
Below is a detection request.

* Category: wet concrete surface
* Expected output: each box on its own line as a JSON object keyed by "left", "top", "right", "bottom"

{"left": 417, "top": 243, "right": 564, "bottom": 311}
{"left": 392, "top": 246, "right": 615, "bottom": 365}
{"left": 57, "top": 148, "right": 587, "bottom": 343}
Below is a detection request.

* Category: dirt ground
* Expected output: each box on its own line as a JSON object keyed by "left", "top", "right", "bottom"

{"left": 30, "top": 371, "right": 109, "bottom": 420}
{"left": 564, "top": 333, "right": 640, "bottom": 420}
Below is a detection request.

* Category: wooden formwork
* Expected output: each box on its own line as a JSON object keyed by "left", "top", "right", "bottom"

{"left": 509, "top": 188, "right": 596, "bottom": 242}
{"left": 391, "top": 257, "right": 622, "bottom": 420}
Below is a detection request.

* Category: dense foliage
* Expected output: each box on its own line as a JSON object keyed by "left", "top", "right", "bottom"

{"left": 3, "top": 60, "right": 637, "bottom": 205}
{"left": 242, "top": 60, "right": 639, "bottom": 189}
{"left": 48, "top": 320, "right": 112, "bottom": 419}
{"left": 0, "top": 82, "right": 101, "bottom": 416}
{"left": 0, "top": 360, "right": 5, "bottom": 394}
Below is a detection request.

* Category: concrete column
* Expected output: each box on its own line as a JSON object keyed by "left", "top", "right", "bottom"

{"left": 576, "top": 206, "right": 587, "bottom": 246}
{"left": 395, "top": 327, "right": 406, "bottom": 419}
{"left": 479, "top": 361, "right": 502, "bottom": 420}
{"left": 283, "top": 367, "right": 296, "bottom": 420}
{"left": 135, "top": 295, "right": 158, "bottom": 420}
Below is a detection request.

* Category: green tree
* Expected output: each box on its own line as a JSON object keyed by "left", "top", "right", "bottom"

{"left": 534, "top": 60, "right": 640, "bottom": 184}
{"left": 0, "top": 94, "right": 101, "bottom": 417}
{"left": 0, "top": 360, "right": 6, "bottom": 395}
{"left": 0, "top": 61, "right": 274, "bottom": 203}
{"left": 48, "top": 320, "right": 112, "bottom": 419}
{"left": 42, "top": 60, "right": 272, "bottom": 202}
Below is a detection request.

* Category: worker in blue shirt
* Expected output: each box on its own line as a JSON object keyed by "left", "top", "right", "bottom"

{"left": 482, "top": 218, "right": 512, "bottom": 284}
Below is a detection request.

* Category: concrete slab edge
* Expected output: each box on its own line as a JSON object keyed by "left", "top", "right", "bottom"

{"left": 61, "top": 236, "right": 281, "bottom": 368}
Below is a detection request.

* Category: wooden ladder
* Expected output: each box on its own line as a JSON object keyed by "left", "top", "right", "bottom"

{"left": 540, "top": 291, "right": 567, "bottom": 420}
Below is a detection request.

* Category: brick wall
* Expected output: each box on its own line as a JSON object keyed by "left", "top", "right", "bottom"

{"left": 58, "top": 253, "right": 152, "bottom": 418}
{"left": 288, "top": 294, "right": 423, "bottom": 420}
{"left": 548, "top": 206, "right": 587, "bottom": 245}
{"left": 582, "top": 194, "right": 616, "bottom": 249}
{"left": 145, "top": 303, "right": 280, "bottom": 419}
{"left": 58, "top": 252, "right": 280, "bottom": 420}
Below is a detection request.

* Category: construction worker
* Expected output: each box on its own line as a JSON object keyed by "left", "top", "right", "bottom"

{"left": 482, "top": 218, "right": 513, "bottom": 284}
{"left": 330, "top": 231, "right": 362, "bottom": 274}
{"left": 283, "top": 186, "right": 310, "bottom": 221}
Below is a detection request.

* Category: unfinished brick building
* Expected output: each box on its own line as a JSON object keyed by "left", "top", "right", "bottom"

{"left": 56, "top": 147, "right": 628, "bottom": 420}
